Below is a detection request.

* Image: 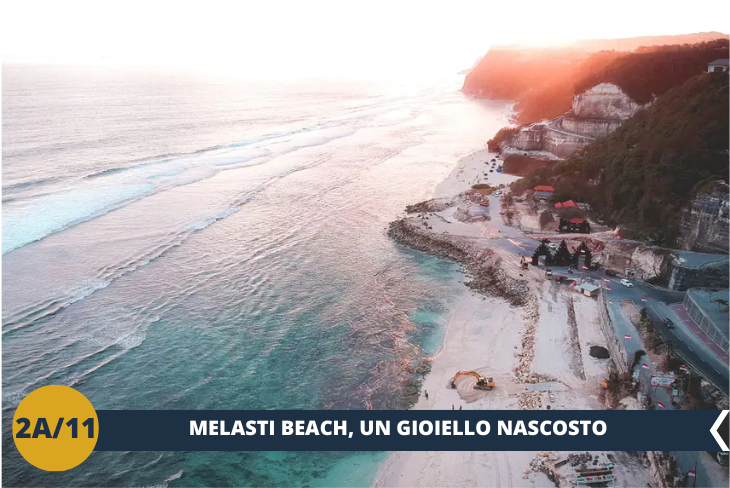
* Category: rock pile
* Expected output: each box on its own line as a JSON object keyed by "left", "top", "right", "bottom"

{"left": 405, "top": 198, "right": 453, "bottom": 214}
{"left": 387, "top": 218, "right": 530, "bottom": 306}
{"left": 517, "top": 391, "right": 542, "bottom": 410}
{"left": 525, "top": 452, "right": 562, "bottom": 486}
{"left": 525, "top": 451, "right": 616, "bottom": 486}
{"left": 513, "top": 297, "right": 539, "bottom": 381}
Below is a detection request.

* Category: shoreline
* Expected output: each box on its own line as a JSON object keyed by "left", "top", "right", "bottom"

{"left": 374, "top": 146, "right": 640, "bottom": 487}
{"left": 376, "top": 147, "right": 540, "bottom": 486}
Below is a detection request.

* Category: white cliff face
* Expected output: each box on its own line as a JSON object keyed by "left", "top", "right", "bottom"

{"left": 504, "top": 83, "right": 646, "bottom": 159}
{"left": 572, "top": 83, "right": 646, "bottom": 121}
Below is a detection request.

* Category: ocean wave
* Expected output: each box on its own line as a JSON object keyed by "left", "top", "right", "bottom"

{"left": 2, "top": 175, "right": 64, "bottom": 195}
{"left": 3, "top": 123, "right": 358, "bottom": 256}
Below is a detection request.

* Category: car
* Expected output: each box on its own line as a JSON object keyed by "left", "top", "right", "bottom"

{"left": 663, "top": 318, "right": 675, "bottom": 329}
{"left": 707, "top": 451, "right": 729, "bottom": 466}
{"left": 547, "top": 243, "right": 558, "bottom": 250}
{"left": 605, "top": 269, "right": 618, "bottom": 277}
{"left": 619, "top": 279, "right": 633, "bottom": 287}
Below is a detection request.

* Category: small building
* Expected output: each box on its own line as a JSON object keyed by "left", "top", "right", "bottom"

{"left": 535, "top": 186, "right": 554, "bottom": 201}
{"left": 559, "top": 217, "right": 591, "bottom": 234}
{"left": 707, "top": 59, "right": 729, "bottom": 73}
{"left": 534, "top": 185, "right": 554, "bottom": 193}
{"left": 554, "top": 200, "right": 579, "bottom": 209}
{"left": 576, "top": 283, "right": 599, "bottom": 297}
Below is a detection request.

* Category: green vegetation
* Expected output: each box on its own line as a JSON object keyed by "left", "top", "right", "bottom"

{"left": 465, "top": 38, "right": 728, "bottom": 125}
{"left": 513, "top": 73, "right": 729, "bottom": 246}
{"left": 465, "top": 49, "right": 622, "bottom": 125}
{"left": 487, "top": 127, "right": 519, "bottom": 153}
{"left": 574, "top": 39, "right": 729, "bottom": 103}
{"left": 538, "top": 209, "right": 553, "bottom": 229}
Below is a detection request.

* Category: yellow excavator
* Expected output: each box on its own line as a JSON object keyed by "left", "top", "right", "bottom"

{"left": 450, "top": 371, "right": 495, "bottom": 391}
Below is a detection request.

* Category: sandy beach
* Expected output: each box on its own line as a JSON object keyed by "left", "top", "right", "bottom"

{"left": 377, "top": 149, "right": 651, "bottom": 487}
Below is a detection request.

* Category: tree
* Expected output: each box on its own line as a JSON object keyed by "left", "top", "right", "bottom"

{"left": 539, "top": 210, "right": 554, "bottom": 229}
{"left": 556, "top": 207, "right": 587, "bottom": 221}
{"left": 554, "top": 240, "right": 572, "bottom": 266}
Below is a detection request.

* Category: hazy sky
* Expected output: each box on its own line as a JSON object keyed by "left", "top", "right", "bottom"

{"left": 3, "top": 0, "right": 729, "bottom": 80}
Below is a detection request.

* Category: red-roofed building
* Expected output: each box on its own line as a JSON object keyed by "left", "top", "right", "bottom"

{"left": 534, "top": 185, "right": 554, "bottom": 192}
{"left": 555, "top": 200, "right": 579, "bottom": 209}
{"left": 559, "top": 217, "right": 591, "bottom": 233}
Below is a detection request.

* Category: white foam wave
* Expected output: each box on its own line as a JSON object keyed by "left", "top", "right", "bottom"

{"left": 3, "top": 123, "right": 359, "bottom": 255}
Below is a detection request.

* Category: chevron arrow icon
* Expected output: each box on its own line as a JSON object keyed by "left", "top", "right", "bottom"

{"left": 710, "top": 410, "right": 729, "bottom": 451}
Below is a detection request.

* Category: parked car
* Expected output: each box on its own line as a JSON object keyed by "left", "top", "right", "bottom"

{"left": 547, "top": 243, "right": 558, "bottom": 250}
{"left": 707, "top": 451, "right": 729, "bottom": 466}
{"left": 605, "top": 269, "right": 618, "bottom": 277}
{"left": 619, "top": 279, "right": 633, "bottom": 287}
{"left": 663, "top": 318, "right": 675, "bottom": 329}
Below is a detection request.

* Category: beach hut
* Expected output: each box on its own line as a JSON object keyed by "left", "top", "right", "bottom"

{"left": 576, "top": 283, "right": 599, "bottom": 298}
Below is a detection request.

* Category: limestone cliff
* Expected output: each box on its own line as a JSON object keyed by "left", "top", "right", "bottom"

{"left": 572, "top": 83, "right": 645, "bottom": 120}
{"left": 505, "top": 84, "right": 646, "bottom": 159}
{"left": 676, "top": 181, "right": 730, "bottom": 254}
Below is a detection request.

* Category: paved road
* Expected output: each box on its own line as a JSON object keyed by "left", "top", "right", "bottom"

{"left": 489, "top": 192, "right": 729, "bottom": 395}
{"left": 489, "top": 192, "right": 730, "bottom": 485}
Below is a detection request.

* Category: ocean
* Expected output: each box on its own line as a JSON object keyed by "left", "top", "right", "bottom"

{"left": 2, "top": 64, "right": 509, "bottom": 487}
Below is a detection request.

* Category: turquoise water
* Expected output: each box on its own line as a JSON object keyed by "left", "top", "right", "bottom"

{"left": 2, "top": 65, "right": 508, "bottom": 486}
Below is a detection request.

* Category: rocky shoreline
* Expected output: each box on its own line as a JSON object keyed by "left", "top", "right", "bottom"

{"left": 387, "top": 216, "right": 529, "bottom": 306}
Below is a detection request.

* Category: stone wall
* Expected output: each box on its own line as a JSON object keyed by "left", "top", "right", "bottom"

{"left": 597, "top": 288, "right": 629, "bottom": 373}
{"left": 676, "top": 181, "right": 730, "bottom": 254}
{"left": 511, "top": 125, "right": 546, "bottom": 151}
{"left": 559, "top": 116, "right": 623, "bottom": 138}
{"left": 667, "top": 258, "right": 730, "bottom": 291}
{"left": 543, "top": 128, "right": 592, "bottom": 158}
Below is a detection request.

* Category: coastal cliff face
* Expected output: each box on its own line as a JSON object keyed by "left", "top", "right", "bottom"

{"left": 559, "top": 116, "right": 623, "bottom": 138}
{"left": 572, "top": 83, "right": 646, "bottom": 120}
{"left": 676, "top": 181, "right": 730, "bottom": 253}
{"left": 504, "top": 83, "right": 645, "bottom": 159}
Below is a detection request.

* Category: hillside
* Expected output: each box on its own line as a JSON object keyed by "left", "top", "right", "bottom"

{"left": 512, "top": 73, "right": 729, "bottom": 247}
{"left": 464, "top": 33, "right": 728, "bottom": 125}
{"left": 574, "top": 39, "right": 730, "bottom": 103}
{"left": 569, "top": 31, "right": 728, "bottom": 52}
{"left": 462, "top": 48, "right": 619, "bottom": 124}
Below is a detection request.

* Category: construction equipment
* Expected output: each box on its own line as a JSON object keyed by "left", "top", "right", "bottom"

{"left": 450, "top": 371, "right": 495, "bottom": 390}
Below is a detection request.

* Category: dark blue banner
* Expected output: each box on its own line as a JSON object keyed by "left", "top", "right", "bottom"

{"left": 95, "top": 410, "right": 730, "bottom": 451}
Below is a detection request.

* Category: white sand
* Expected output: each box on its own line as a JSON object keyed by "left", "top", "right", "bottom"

{"left": 376, "top": 146, "right": 648, "bottom": 487}
{"left": 532, "top": 282, "right": 577, "bottom": 386}
{"left": 374, "top": 292, "right": 539, "bottom": 488}
{"left": 434, "top": 149, "right": 521, "bottom": 199}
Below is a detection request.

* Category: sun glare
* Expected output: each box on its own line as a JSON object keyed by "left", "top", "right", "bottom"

{"left": 2, "top": 0, "right": 729, "bottom": 81}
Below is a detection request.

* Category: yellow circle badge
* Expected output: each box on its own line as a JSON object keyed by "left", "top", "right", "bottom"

{"left": 12, "top": 385, "right": 99, "bottom": 471}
